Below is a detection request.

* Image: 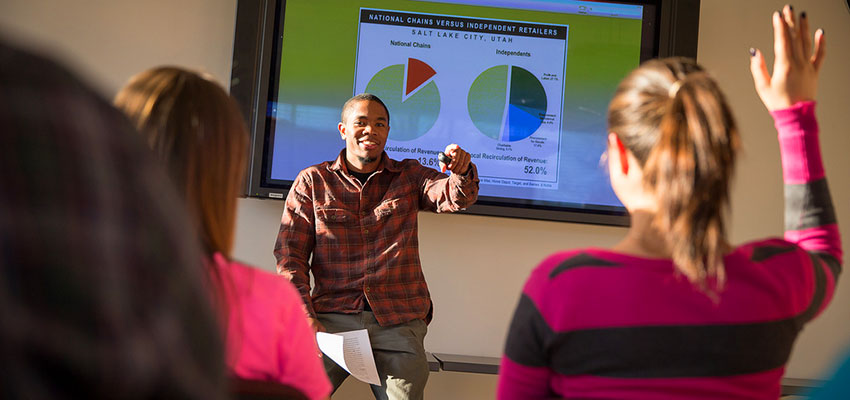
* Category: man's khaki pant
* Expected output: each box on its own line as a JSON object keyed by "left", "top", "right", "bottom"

{"left": 318, "top": 312, "right": 429, "bottom": 400}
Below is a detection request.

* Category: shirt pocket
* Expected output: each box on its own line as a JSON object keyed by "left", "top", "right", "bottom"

{"left": 374, "top": 199, "right": 400, "bottom": 220}
{"left": 315, "top": 207, "right": 354, "bottom": 224}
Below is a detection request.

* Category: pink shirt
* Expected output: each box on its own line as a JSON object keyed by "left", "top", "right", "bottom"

{"left": 211, "top": 253, "right": 331, "bottom": 400}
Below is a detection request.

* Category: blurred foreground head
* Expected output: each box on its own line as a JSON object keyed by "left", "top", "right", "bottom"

{"left": 0, "top": 43, "right": 226, "bottom": 399}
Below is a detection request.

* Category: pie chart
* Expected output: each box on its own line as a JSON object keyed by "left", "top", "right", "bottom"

{"left": 364, "top": 58, "right": 440, "bottom": 141}
{"left": 468, "top": 65, "right": 547, "bottom": 142}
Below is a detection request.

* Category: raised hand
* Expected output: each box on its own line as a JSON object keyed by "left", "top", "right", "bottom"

{"left": 750, "top": 5, "right": 825, "bottom": 111}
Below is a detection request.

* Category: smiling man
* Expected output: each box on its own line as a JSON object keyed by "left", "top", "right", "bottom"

{"left": 274, "top": 93, "right": 479, "bottom": 400}
{"left": 341, "top": 97, "right": 390, "bottom": 173}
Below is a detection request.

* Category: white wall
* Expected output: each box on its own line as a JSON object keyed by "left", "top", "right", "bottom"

{"left": 697, "top": 0, "right": 850, "bottom": 381}
{"left": 2, "top": 1, "right": 849, "bottom": 398}
{"left": 0, "top": 0, "right": 236, "bottom": 96}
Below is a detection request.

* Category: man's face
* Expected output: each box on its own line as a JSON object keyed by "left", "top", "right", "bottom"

{"left": 338, "top": 100, "right": 389, "bottom": 172}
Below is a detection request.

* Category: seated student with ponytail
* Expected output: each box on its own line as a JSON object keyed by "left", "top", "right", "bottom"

{"left": 115, "top": 67, "right": 331, "bottom": 400}
{"left": 498, "top": 7, "right": 840, "bottom": 400}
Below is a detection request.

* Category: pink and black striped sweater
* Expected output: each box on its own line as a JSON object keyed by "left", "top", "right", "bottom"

{"left": 498, "top": 102, "right": 842, "bottom": 400}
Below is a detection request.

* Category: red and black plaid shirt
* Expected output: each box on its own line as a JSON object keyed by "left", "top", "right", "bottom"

{"left": 274, "top": 150, "right": 479, "bottom": 326}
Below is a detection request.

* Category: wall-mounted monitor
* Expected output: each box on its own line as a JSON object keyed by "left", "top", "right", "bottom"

{"left": 231, "top": 0, "right": 700, "bottom": 226}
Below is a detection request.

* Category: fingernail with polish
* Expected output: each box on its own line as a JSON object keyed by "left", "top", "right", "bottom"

{"left": 749, "top": 48, "right": 756, "bottom": 57}
{"left": 801, "top": 11, "right": 806, "bottom": 18}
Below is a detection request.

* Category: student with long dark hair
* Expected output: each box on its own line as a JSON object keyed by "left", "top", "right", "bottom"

{"left": 499, "top": 7, "right": 839, "bottom": 399}
{"left": 0, "top": 44, "right": 227, "bottom": 399}
{"left": 115, "top": 67, "right": 331, "bottom": 400}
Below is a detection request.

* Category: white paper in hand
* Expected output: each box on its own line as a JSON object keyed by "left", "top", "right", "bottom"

{"left": 316, "top": 329, "right": 381, "bottom": 385}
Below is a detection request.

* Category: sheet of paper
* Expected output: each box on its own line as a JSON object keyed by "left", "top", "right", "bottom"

{"left": 316, "top": 329, "right": 381, "bottom": 385}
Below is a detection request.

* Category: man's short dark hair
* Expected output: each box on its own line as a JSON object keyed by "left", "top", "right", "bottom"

{"left": 340, "top": 93, "right": 390, "bottom": 124}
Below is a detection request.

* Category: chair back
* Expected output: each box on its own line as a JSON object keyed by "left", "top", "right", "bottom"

{"left": 230, "top": 377, "right": 309, "bottom": 400}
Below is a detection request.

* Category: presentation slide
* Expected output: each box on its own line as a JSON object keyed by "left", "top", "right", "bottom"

{"left": 268, "top": 0, "right": 644, "bottom": 210}
{"left": 354, "top": 9, "right": 566, "bottom": 190}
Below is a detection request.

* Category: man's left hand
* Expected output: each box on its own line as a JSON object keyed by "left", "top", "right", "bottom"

{"left": 440, "top": 143, "right": 471, "bottom": 175}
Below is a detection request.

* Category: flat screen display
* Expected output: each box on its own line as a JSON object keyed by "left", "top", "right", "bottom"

{"left": 247, "top": 0, "right": 674, "bottom": 225}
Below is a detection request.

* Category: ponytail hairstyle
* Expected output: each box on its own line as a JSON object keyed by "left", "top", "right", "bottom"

{"left": 607, "top": 57, "right": 740, "bottom": 292}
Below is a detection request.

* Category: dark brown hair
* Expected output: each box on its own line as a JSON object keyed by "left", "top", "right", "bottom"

{"left": 115, "top": 67, "right": 248, "bottom": 259}
{"left": 1, "top": 44, "right": 226, "bottom": 398}
{"left": 607, "top": 57, "right": 740, "bottom": 290}
{"left": 341, "top": 93, "right": 390, "bottom": 123}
